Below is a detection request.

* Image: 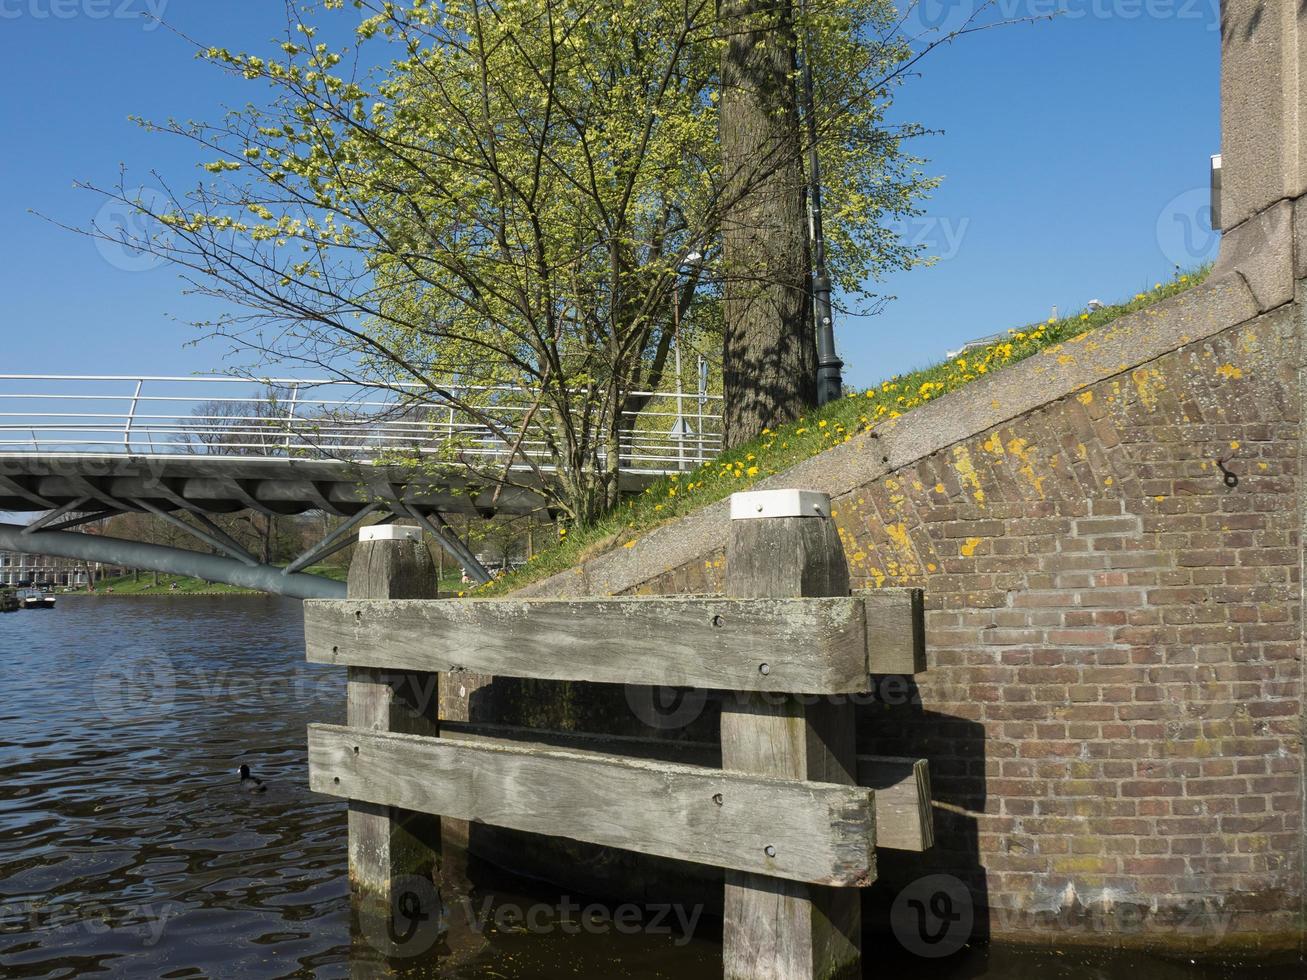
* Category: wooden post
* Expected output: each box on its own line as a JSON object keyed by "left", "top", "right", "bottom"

{"left": 722, "top": 489, "right": 862, "bottom": 980}
{"left": 345, "top": 525, "right": 442, "bottom": 912}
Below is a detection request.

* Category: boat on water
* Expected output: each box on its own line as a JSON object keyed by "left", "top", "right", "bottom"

{"left": 17, "top": 589, "right": 56, "bottom": 610}
{"left": 0, "top": 589, "right": 18, "bottom": 613}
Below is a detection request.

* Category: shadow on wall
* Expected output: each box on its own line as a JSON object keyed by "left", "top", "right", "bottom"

{"left": 448, "top": 673, "right": 991, "bottom": 963}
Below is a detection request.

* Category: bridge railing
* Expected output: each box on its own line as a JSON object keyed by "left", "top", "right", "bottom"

{"left": 0, "top": 375, "right": 724, "bottom": 474}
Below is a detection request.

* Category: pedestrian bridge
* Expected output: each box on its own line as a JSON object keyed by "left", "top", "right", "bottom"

{"left": 0, "top": 375, "right": 722, "bottom": 596}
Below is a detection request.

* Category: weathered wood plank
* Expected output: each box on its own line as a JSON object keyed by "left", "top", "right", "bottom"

{"left": 721, "top": 502, "right": 864, "bottom": 980}
{"left": 860, "top": 588, "right": 927, "bottom": 675}
{"left": 340, "top": 526, "right": 442, "bottom": 915}
{"left": 308, "top": 724, "right": 876, "bottom": 886}
{"left": 856, "top": 756, "right": 934, "bottom": 853}
{"left": 438, "top": 722, "right": 934, "bottom": 853}
{"left": 306, "top": 594, "right": 918, "bottom": 692}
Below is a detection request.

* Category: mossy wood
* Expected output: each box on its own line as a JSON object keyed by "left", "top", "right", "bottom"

{"left": 305, "top": 591, "right": 923, "bottom": 692}
{"left": 309, "top": 724, "right": 876, "bottom": 886}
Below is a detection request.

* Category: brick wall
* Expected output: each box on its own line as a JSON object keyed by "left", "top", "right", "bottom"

{"left": 622, "top": 306, "right": 1304, "bottom": 942}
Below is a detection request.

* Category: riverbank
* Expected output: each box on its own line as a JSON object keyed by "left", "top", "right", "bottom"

{"left": 79, "top": 567, "right": 348, "bottom": 597}
{"left": 77, "top": 567, "right": 469, "bottom": 596}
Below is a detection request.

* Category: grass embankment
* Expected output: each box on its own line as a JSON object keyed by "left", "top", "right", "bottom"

{"left": 87, "top": 565, "right": 349, "bottom": 596}
{"left": 481, "top": 269, "right": 1210, "bottom": 596}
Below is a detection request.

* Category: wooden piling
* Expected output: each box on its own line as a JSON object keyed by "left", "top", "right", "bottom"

{"left": 721, "top": 490, "right": 864, "bottom": 980}
{"left": 344, "top": 525, "right": 442, "bottom": 908}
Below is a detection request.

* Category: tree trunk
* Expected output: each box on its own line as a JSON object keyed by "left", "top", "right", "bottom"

{"left": 718, "top": 0, "right": 815, "bottom": 449}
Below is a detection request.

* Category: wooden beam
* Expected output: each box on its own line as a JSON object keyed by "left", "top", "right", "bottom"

{"left": 860, "top": 589, "right": 927, "bottom": 675}
{"left": 305, "top": 593, "right": 921, "bottom": 693}
{"left": 439, "top": 722, "right": 934, "bottom": 853}
{"left": 308, "top": 724, "right": 875, "bottom": 886}
{"left": 721, "top": 495, "right": 865, "bottom": 980}
{"left": 341, "top": 527, "right": 442, "bottom": 917}
{"left": 857, "top": 756, "right": 934, "bottom": 853}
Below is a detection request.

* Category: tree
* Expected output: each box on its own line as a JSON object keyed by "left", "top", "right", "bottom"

{"left": 718, "top": 0, "right": 816, "bottom": 446}
{"left": 79, "top": 0, "right": 936, "bottom": 525}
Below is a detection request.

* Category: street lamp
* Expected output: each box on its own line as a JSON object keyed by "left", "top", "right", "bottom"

{"left": 670, "top": 252, "right": 703, "bottom": 470}
{"left": 800, "top": 1, "right": 843, "bottom": 405}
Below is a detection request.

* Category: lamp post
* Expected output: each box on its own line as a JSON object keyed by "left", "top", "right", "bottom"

{"left": 800, "top": 2, "right": 842, "bottom": 405}
{"left": 670, "top": 252, "right": 703, "bottom": 470}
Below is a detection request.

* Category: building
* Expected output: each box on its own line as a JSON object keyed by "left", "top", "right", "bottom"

{"left": 0, "top": 551, "right": 124, "bottom": 588}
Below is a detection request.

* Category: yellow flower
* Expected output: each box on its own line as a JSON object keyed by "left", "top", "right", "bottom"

{"left": 818, "top": 420, "right": 828, "bottom": 428}
{"left": 746, "top": 466, "right": 759, "bottom": 477}
{"left": 1080, "top": 313, "right": 1090, "bottom": 321}
{"left": 667, "top": 488, "right": 676, "bottom": 497}
{"left": 795, "top": 427, "right": 808, "bottom": 435}
{"left": 624, "top": 540, "right": 636, "bottom": 549}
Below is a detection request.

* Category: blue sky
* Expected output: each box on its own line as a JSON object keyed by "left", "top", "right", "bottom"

{"left": 0, "top": 1, "right": 1221, "bottom": 390}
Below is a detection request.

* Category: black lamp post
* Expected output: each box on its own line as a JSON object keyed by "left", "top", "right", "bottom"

{"left": 800, "top": 3, "right": 843, "bottom": 405}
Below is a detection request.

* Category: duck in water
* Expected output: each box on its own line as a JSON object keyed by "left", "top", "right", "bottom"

{"left": 237, "top": 764, "right": 267, "bottom": 793}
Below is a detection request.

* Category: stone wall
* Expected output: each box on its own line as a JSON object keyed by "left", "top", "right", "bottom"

{"left": 446, "top": 272, "right": 1305, "bottom": 947}
{"left": 621, "top": 303, "right": 1305, "bottom": 944}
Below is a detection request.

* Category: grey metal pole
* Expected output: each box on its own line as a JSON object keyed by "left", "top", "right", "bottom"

{"left": 0, "top": 523, "right": 346, "bottom": 599}
{"left": 800, "top": 4, "right": 843, "bottom": 406}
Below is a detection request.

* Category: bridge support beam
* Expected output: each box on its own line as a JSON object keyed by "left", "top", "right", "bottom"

{"left": 0, "top": 523, "right": 346, "bottom": 600}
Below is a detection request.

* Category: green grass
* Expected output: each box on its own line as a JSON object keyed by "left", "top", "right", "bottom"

{"left": 476, "top": 268, "right": 1210, "bottom": 596}
{"left": 86, "top": 564, "right": 349, "bottom": 596}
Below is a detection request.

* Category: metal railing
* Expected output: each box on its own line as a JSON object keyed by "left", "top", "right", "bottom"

{"left": 0, "top": 375, "right": 724, "bottom": 474}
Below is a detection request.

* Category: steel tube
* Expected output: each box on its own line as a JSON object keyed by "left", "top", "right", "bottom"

{"left": 0, "top": 523, "right": 346, "bottom": 600}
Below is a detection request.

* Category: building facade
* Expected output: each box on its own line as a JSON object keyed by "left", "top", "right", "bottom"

{"left": 0, "top": 552, "right": 124, "bottom": 588}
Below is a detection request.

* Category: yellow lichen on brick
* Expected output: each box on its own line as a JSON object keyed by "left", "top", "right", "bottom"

{"left": 960, "top": 537, "right": 981, "bottom": 557}
{"left": 952, "top": 446, "right": 986, "bottom": 506}
{"left": 885, "top": 522, "right": 921, "bottom": 578}
{"left": 1216, "top": 362, "right": 1243, "bottom": 380}
{"left": 1077, "top": 391, "right": 1093, "bottom": 405}
{"left": 982, "top": 433, "right": 1005, "bottom": 457}
{"left": 1131, "top": 367, "right": 1164, "bottom": 411}
{"left": 1005, "top": 436, "right": 1046, "bottom": 497}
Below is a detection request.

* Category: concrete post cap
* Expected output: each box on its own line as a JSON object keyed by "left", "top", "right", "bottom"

{"left": 730, "top": 489, "right": 831, "bottom": 520}
{"left": 359, "top": 524, "right": 422, "bottom": 542}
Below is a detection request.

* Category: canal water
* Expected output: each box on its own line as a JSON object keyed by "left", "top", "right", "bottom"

{"left": 0, "top": 597, "right": 1301, "bottom": 978}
